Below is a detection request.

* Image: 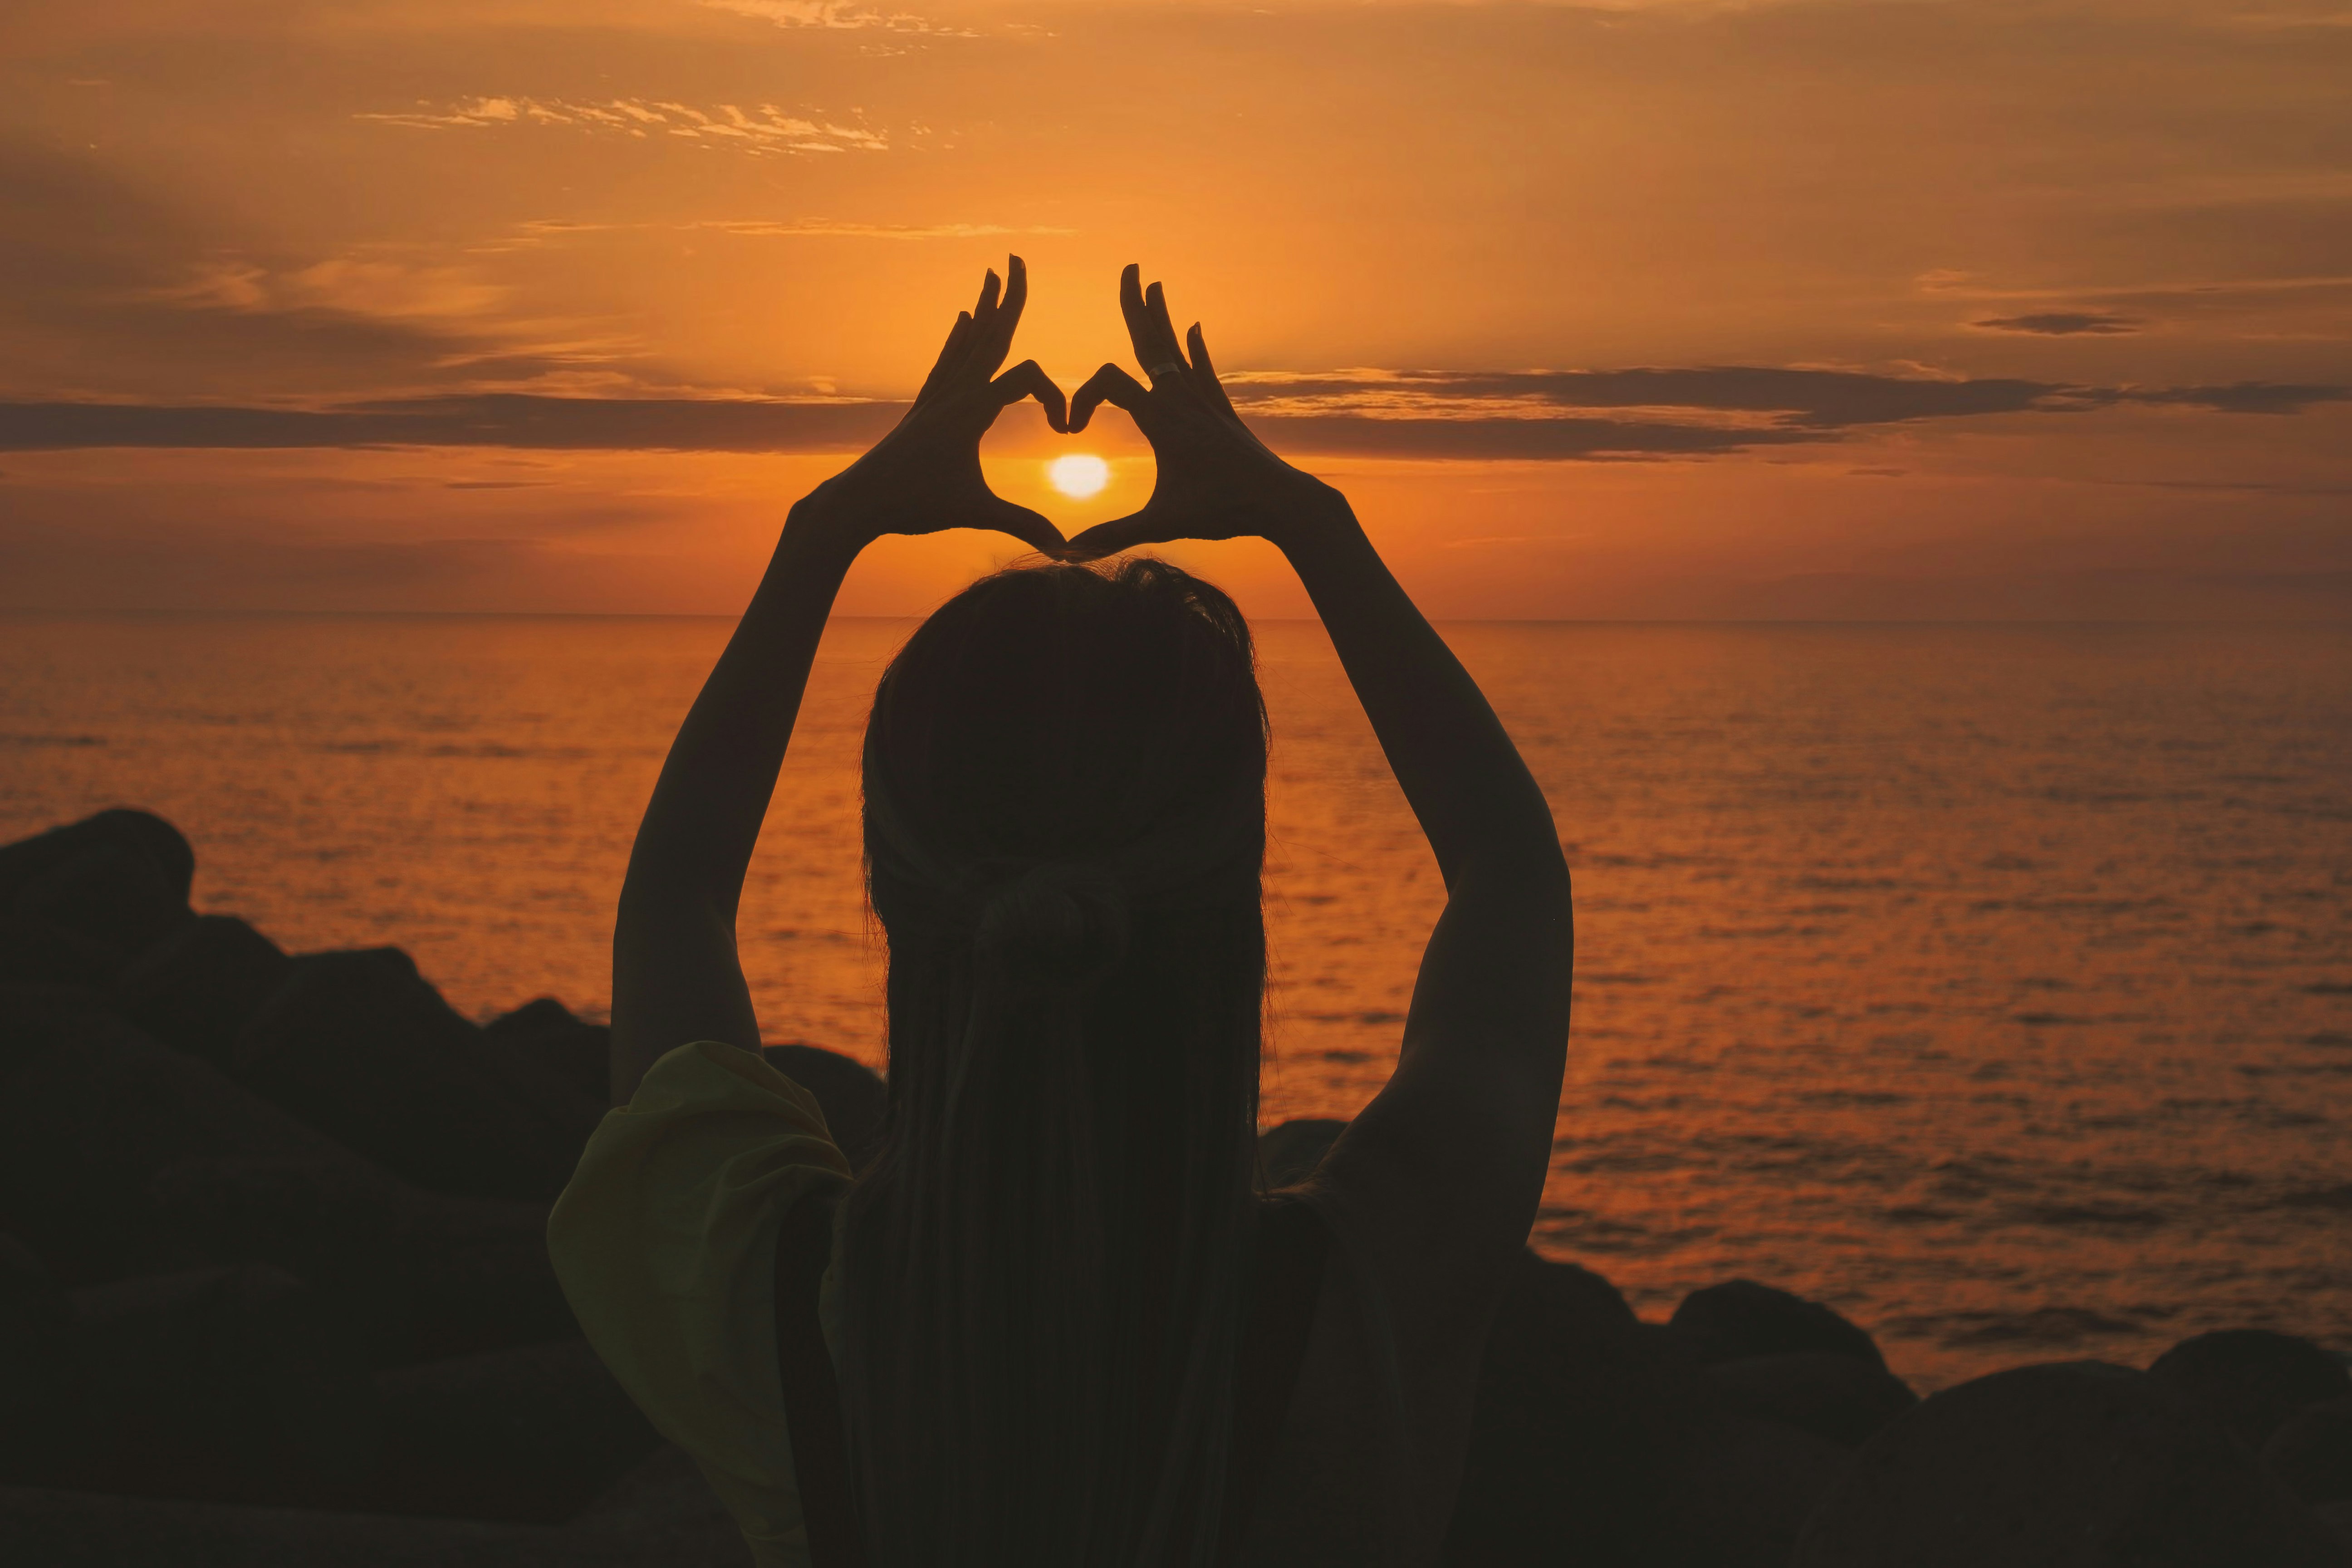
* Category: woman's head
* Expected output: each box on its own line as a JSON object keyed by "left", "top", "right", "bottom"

{"left": 862, "top": 554, "right": 1267, "bottom": 962}
{"left": 842, "top": 557, "right": 1270, "bottom": 1568}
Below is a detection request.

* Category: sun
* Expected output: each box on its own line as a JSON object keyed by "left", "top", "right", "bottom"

{"left": 1045, "top": 453, "right": 1110, "bottom": 499}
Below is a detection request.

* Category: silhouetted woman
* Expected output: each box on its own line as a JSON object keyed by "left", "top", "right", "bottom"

{"left": 549, "top": 259, "right": 1573, "bottom": 1568}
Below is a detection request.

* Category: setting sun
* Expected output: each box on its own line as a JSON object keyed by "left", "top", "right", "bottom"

{"left": 1046, "top": 454, "right": 1111, "bottom": 499}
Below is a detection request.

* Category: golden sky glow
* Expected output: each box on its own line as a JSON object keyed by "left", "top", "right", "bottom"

{"left": 0, "top": 0, "right": 2347, "bottom": 617}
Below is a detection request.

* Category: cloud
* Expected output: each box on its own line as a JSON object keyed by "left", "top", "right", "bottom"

{"left": 688, "top": 219, "right": 1069, "bottom": 238}
{"left": 5, "top": 368, "right": 2343, "bottom": 459}
{"left": 1921, "top": 271, "right": 2352, "bottom": 334}
{"left": 1970, "top": 312, "right": 2143, "bottom": 336}
{"left": 1220, "top": 367, "right": 2092, "bottom": 428}
{"left": 356, "top": 98, "right": 888, "bottom": 155}
{"left": 2126, "top": 382, "right": 2352, "bottom": 414}
{"left": 514, "top": 218, "right": 1072, "bottom": 243}
{"left": 699, "top": 0, "right": 973, "bottom": 34}
{"left": 0, "top": 395, "right": 906, "bottom": 453}
{"left": 0, "top": 140, "right": 654, "bottom": 402}
{"left": 147, "top": 255, "right": 509, "bottom": 323}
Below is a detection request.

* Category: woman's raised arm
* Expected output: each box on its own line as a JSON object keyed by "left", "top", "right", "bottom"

{"left": 1068, "top": 266, "right": 1573, "bottom": 1283}
{"left": 608, "top": 258, "right": 1067, "bottom": 1103}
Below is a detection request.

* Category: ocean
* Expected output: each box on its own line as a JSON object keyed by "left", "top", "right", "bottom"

{"left": 4, "top": 614, "right": 2348, "bottom": 1390}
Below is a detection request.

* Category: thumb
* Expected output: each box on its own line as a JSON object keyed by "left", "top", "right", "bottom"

{"left": 1063, "top": 503, "right": 1181, "bottom": 559}
{"left": 983, "top": 496, "right": 1066, "bottom": 555}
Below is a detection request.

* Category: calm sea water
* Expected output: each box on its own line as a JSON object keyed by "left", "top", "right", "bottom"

{"left": 4, "top": 615, "right": 2349, "bottom": 1389}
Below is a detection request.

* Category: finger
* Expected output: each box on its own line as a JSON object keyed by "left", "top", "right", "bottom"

{"left": 1141, "top": 281, "right": 1190, "bottom": 382}
{"left": 931, "top": 268, "right": 999, "bottom": 385}
{"left": 916, "top": 310, "right": 976, "bottom": 403}
{"left": 990, "top": 358, "right": 1068, "bottom": 433}
{"left": 1187, "top": 322, "right": 1241, "bottom": 419}
{"left": 1063, "top": 505, "right": 1177, "bottom": 559}
{"left": 983, "top": 496, "right": 1066, "bottom": 556}
{"left": 970, "top": 254, "right": 1026, "bottom": 379}
{"left": 1118, "top": 264, "right": 1158, "bottom": 372}
{"left": 1068, "top": 362, "right": 1151, "bottom": 434}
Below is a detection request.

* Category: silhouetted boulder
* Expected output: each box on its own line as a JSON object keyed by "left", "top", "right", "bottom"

{"left": 0, "top": 809, "right": 194, "bottom": 907}
{"left": 6, "top": 843, "right": 192, "bottom": 964}
{"left": 1792, "top": 1360, "right": 2343, "bottom": 1567}
{"left": 764, "top": 1043, "right": 888, "bottom": 1172}
{"left": 147, "top": 1157, "right": 576, "bottom": 1366}
{"left": 60, "top": 1264, "right": 383, "bottom": 1502}
{"left": 0, "top": 916, "right": 121, "bottom": 990}
{"left": 0, "top": 986, "right": 395, "bottom": 1281}
{"left": 1706, "top": 1350, "right": 1919, "bottom": 1447}
{"left": 565, "top": 1442, "right": 745, "bottom": 1558}
{"left": 0, "top": 1236, "right": 74, "bottom": 1477}
{"left": 1443, "top": 1250, "right": 1703, "bottom": 1566}
{"left": 2150, "top": 1329, "right": 2352, "bottom": 1453}
{"left": 0, "top": 1448, "right": 747, "bottom": 1565}
{"left": 486, "top": 996, "right": 611, "bottom": 1107}
{"left": 1259, "top": 1116, "right": 1348, "bottom": 1189}
{"left": 116, "top": 914, "right": 292, "bottom": 1069}
{"left": 233, "top": 949, "right": 593, "bottom": 1202}
{"left": 1669, "top": 1279, "right": 1888, "bottom": 1372}
{"left": 2265, "top": 1399, "right": 2352, "bottom": 1507}
{"left": 1676, "top": 1409, "right": 1854, "bottom": 1568}
{"left": 375, "top": 1337, "right": 661, "bottom": 1524}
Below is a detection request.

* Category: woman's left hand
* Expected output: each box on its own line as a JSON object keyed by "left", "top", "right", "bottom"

{"left": 795, "top": 255, "right": 1069, "bottom": 554}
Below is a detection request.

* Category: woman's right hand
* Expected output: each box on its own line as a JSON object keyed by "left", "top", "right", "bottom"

{"left": 1064, "top": 265, "right": 1346, "bottom": 557}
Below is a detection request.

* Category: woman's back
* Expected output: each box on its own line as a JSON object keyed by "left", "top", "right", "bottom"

{"left": 580, "top": 256, "right": 1572, "bottom": 1566}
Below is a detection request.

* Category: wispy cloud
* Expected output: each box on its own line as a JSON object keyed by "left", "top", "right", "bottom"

{"left": 1970, "top": 312, "right": 2144, "bottom": 337}
{"left": 356, "top": 98, "right": 888, "bottom": 156}
{"left": 1921, "top": 270, "right": 2352, "bottom": 336}
{"left": 1220, "top": 367, "right": 2095, "bottom": 429}
{"left": 146, "top": 255, "right": 508, "bottom": 323}
{"left": 699, "top": 0, "right": 975, "bottom": 34}
{"left": 6, "top": 368, "right": 2342, "bottom": 460}
{"left": 514, "top": 218, "right": 1072, "bottom": 243}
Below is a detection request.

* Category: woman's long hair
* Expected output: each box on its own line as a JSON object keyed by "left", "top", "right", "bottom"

{"left": 837, "top": 557, "right": 1270, "bottom": 1568}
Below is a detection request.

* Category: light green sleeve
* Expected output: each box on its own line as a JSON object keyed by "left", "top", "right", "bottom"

{"left": 547, "top": 1039, "right": 857, "bottom": 1568}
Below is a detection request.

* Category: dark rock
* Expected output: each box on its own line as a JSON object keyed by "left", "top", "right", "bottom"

{"left": 2265, "top": 1398, "right": 2352, "bottom": 1506}
{"left": 0, "top": 990, "right": 575, "bottom": 1360}
{"left": 1792, "top": 1360, "right": 2344, "bottom": 1567}
{"left": 0, "top": 809, "right": 194, "bottom": 907}
{"left": 2150, "top": 1329, "right": 2352, "bottom": 1453}
{"left": 56, "top": 1264, "right": 383, "bottom": 1501}
{"left": 1442, "top": 1250, "right": 1707, "bottom": 1567}
{"left": 565, "top": 1443, "right": 745, "bottom": 1558}
{"left": 234, "top": 949, "right": 592, "bottom": 1202}
{"left": 0, "top": 1235, "right": 74, "bottom": 1475}
{"left": 487, "top": 997, "right": 612, "bottom": 1107}
{"left": 147, "top": 1158, "right": 576, "bottom": 1366}
{"left": 1669, "top": 1279, "right": 1888, "bottom": 1372}
{"left": 1676, "top": 1409, "right": 1855, "bottom": 1568}
{"left": 2319, "top": 1498, "right": 2352, "bottom": 1551}
{"left": 764, "top": 1044, "right": 888, "bottom": 1172}
{"left": 374, "top": 1337, "right": 661, "bottom": 1524}
{"left": 7, "top": 843, "right": 192, "bottom": 962}
{"left": 1258, "top": 1116, "right": 1348, "bottom": 1189}
{"left": 0, "top": 1453, "right": 749, "bottom": 1566}
{"left": 0, "top": 917, "right": 122, "bottom": 990}
{"left": 116, "top": 915, "right": 293, "bottom": 1068}
{"left": 0, "top": 986, "right": 399, "bottom": 1281}
{"left": 1706, "top": 1350, "right": 1920, "bottom": 1447}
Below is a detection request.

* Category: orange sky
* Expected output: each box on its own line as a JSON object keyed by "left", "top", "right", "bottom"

{"left": 1, "top": 0, "right": 2347, "bottom": 618}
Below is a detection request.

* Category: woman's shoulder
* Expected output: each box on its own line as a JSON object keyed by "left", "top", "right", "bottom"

{"left": 549, "top": 1039, "right": 852, "bottom": 1270}
{"left": 545, "top": 1041, "right": 850, "bottom": 1568}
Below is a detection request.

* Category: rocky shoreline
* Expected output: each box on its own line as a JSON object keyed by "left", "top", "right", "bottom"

{"left": 2, "top": 808, "right": 2347, "bottom": 1565}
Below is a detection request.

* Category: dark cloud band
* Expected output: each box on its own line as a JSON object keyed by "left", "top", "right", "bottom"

{"left": 0, "top": 373, "right": 2341, "bottom": 460}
